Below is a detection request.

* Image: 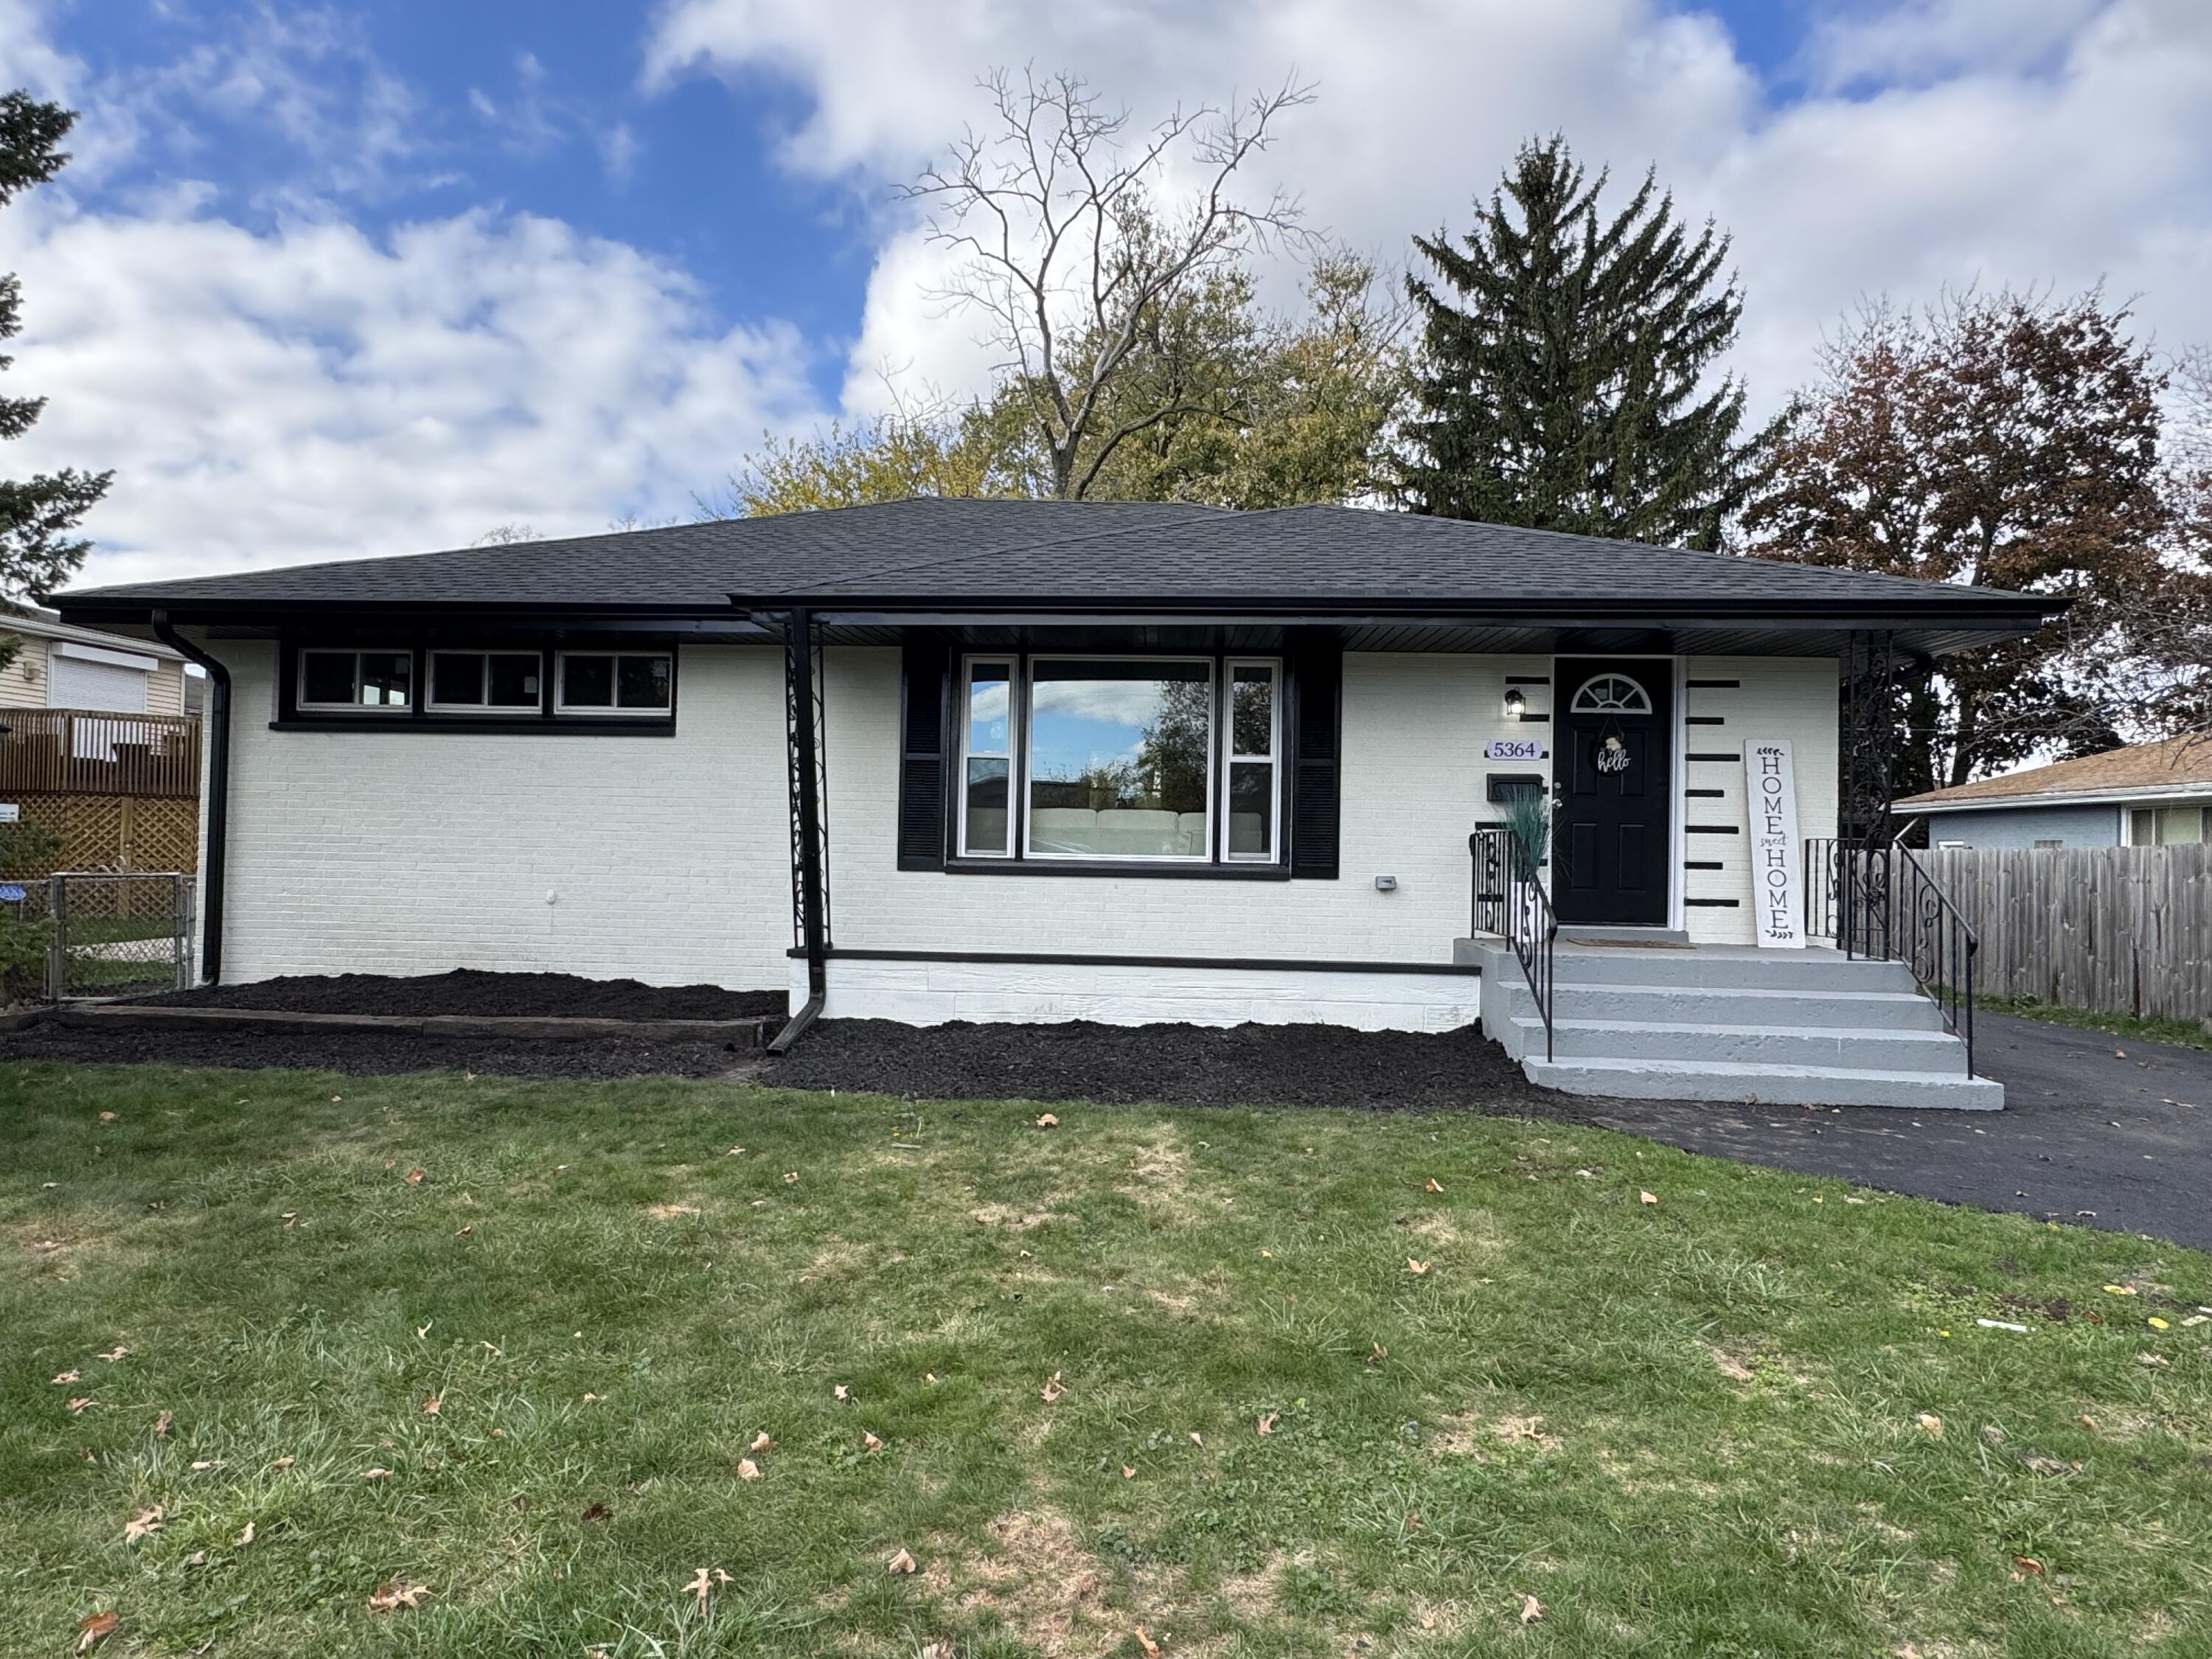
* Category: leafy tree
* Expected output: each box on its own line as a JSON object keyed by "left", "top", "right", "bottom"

{"left": 905, "top": 67, "right": 1311, "bottom": 501}
{"left": 0, "top": 92, "right": 111, "bottom": 667}
{"left": 1742, "top": 288, "right": 2208, "bottom": 793}
{"left": 709, "top": 254, "right": 1405, "bottom": 517}
{"left": 705, "top": 392, "right": 1021, "bottom": 518}
{"left": 1397, "top": 134, "right": 1761, "bottom": 549}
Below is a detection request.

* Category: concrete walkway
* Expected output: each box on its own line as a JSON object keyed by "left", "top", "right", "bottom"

{"left": 1563, "top": 1012, "right": 2212, "bottom": 1250}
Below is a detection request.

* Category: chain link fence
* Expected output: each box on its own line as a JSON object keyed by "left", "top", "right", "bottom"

{"left": 2, "top": 872, "right": 193, "bottom": 1000}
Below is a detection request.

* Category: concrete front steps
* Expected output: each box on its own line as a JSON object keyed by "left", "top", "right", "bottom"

{"left": 1461, "top": 939, "right": 2002, "bottom": 1109}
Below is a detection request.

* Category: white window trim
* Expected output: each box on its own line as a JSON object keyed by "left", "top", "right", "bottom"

{"left": 1569, "top": 671, "right": 1654, "bottom": 715}
{"left": 552, "top": 650, "right": 674, "bottom": 717}
{"left": 1020, "top": 653, "right": 1220, "bottom": 865}
{"left": 956, "top": 654, "right": 1019, "bottom": 859}
{"left": 298, "top": 647, "right": 414, "bottom": 713}
{"left": 426, "top": 648, "right": 546, "bottom": 715}
{"left": 1222, "top": 657, "right": 1281, "bottom": 863}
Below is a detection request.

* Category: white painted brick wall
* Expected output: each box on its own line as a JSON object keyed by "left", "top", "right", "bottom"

{"left": 187, "top": 636, "right": 1843, "bottom": 989}
{"left": 821, "top": 647, "right": 1551, "bottom": 964}
{"left": 1680, "top": 655, "right": 1840, "bottom": 945}
{"left": 199, "top": 639, "right": 792, "bottom": 988}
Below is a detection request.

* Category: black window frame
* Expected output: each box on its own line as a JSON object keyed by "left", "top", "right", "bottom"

{"left": 945, "top": 648, "right": 1291, "bottom": 879}
{"left": 426, "top": 648, "right": 550, "bottom": 716}
{"left": 273, "top": 639, "right": 678, "bottom": 735}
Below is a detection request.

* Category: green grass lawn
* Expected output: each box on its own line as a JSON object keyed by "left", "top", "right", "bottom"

{"left": 4, "top": 1062, "right": 2210, "bottom": 1658}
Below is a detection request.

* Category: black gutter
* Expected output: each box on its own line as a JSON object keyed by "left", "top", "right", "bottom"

{"left": 767, "top": 606, "right": 828, "bottom": 1055}
{"left": 149, "top": 611, "right": 226, "bottom": 985}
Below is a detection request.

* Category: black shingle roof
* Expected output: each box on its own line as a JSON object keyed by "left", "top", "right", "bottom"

{"left": 55, "top": 498, "right": 2057, "bottom": 625}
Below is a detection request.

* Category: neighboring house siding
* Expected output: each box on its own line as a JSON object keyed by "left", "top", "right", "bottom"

{"left": 0, "top": 633, "right": 48, "bottom": 708}
{"left": 202, "top": 639, "right": 793, "bottom": 988}
{"left": 0, "top": 629, "right": 188, "bottom": 714}
{"left": 1922, "top": 802, "right": 2124, "bottom": 849}
{"left": 1677, "top": 657, "right": 1841, "bottom": 947}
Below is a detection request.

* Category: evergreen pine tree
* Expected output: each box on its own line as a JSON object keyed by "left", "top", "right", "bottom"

{"left": 0, "top": 91, "right": 109, "bottom": 646}
{"left": 1399, "top": 135, "right": 1758, "bottom": 549}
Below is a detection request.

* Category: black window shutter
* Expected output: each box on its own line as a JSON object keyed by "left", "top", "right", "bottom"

{"left": 1288, "top": 644, "right": 1342, "bottom": 879}
{"left": 897, "top": 642, "right": 950, "bottom": 871}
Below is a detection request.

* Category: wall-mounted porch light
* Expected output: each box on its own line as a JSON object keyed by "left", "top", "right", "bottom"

{"left": 1503, "top": 687, "right": 1527, "bottom": 720}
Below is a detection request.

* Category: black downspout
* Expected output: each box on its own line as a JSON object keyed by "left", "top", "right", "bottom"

{"left": 768, "top": 606, "right": 826, "bottom": 1054}
{"left": 148, "top": 610, "right": 226, "bottom": 985}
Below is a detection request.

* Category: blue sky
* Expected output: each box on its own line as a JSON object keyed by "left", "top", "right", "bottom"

{"left": 6, "top": 0, "right": 2208, "bottom": 584}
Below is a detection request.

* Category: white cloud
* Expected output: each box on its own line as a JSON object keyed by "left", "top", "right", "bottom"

{"left": 5, "top": 199, "right": 820, "bottom": 588}
{"left": 649, "top": 0, "right": 2212, "bottom": 423}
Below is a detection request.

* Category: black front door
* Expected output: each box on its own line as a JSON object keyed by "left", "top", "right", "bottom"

{"left": 1552, "top": 658, "right": 1672, "bottom": 926}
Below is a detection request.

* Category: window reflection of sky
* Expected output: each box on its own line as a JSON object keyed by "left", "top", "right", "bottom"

{"left": 1029, "top": 673, "right": 1197, "bottom": 782}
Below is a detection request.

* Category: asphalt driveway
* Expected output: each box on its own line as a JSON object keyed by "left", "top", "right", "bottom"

{"left": 1565, "top": 1012, "right": 2212, "bottom": 1251}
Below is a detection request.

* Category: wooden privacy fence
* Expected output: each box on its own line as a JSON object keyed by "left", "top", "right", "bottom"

{"left": 1919, "top": 845, "right": 2212, "bottom": 1023}
{"left": 0, "top": 709, "right": 201, "bottom": 798}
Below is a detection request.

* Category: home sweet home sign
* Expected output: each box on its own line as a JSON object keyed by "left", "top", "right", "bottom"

{"left": 1742, "top": 739, "right": 1805, "bottom": 948}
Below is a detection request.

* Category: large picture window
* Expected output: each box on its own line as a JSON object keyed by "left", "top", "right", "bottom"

{"left": 953, "top": 653, "right": 1282, "bottom": 866}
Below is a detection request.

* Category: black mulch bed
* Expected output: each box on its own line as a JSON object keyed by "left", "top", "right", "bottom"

{"left": 133, "top": 969, "right": 785, "bottom": 1022}
{"left": 766, "top": 1018, "right": 1562, "bottom": 1113}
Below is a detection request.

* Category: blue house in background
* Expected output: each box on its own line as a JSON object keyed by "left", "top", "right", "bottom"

{"left": 1896, "top": 735, "right": 2212, "bottom": 850}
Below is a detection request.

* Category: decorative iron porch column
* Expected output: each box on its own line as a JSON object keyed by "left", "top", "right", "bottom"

{"left": 772, "top": 606, "right": 831, "bottom": 1051}
{"left": 1840, "top": 630, "right": 1901, "bottom": 849}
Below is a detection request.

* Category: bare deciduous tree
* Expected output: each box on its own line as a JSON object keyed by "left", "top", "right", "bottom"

{"left": 905, "top": 67, "right": 1314, "bottom": 500}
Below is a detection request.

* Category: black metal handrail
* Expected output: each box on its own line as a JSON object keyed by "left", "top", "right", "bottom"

{"left": 1804, "top": 836, "right": 1977, "bottom": 1075}
{"left": 1470, "top": 825, "right": 1559, "bottom": 1062}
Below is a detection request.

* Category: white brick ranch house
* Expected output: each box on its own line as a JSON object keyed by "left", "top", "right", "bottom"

{"left": 55, "top": 499, "right": 2060, "bottom": 1107}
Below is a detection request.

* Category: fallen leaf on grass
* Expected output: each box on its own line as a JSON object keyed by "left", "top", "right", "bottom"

{"left": 1424, "top": 1178, "right": 1444, "bottom": 1193}
{"left": 404, "top": 1168, "right": 426, "bottom": 1186}
{"left": 282, "top": 1211, "right": 299, "bottom": 1228}
{"left": 190, "top": 1459, "right": 220, "bottom": 1472}
{"left": 1915, "top": 1413, "right": 1944, "bottom": 1439}
{"left": 1035, "top": 1113, "right": 1060, "bottom": 1128}
{"left": 66, "top": 1397, "right": 93, "bottom": 1414}
{"left": 74, "top": 1612, "right": 119, "bottom": 1652}
{"left": 367, "top": 1580, "right": 430, "bottom": 1614}
{"left": 363, "top": 1467, "right": 392, "bottom": 1482}
{"left": 2074, "top": 1415, "right": 2099, "bottom": 1432}
{"left": 97, "top": 1345, "right": 129, "bottom": 1363}
{"left": 1256, "top": 1413, "right": 1278, "bottom": 1436}
{"left": 153, "top": 1410, "right": 171, "bottom": 1437}
{"left": 582, "top": 1393, "right": 603, "bottom": 1403}
{"left": 833, "top": 1384, "right": 849, "bottom": 1402}
{"left": 2148, "top": 1317, "right": 2171, "bottom": 1330}
{"left": 1520, "top": 1593, "right": 1544, "bottom": 1624}
{"left": 457, "top": 1225, "right": 473, "bottom": 1237}
{"left": 888, "top": 1548, "right": 917, "bottom": 1575}
{"left": 783, "top": 1172, "right": 799, "bottom": 1184}
{"left": 123, "top": 1506, "right": 164, "bottom": 1545}
{"left": 422, "top": 1394, "right": 442, "bottom": 1416}
{"left": 270, "top": 1455, "right": 295, "bottom": 1471}
{"left": 2101, "top": 1284, "right": 2137, "bottom": 1296}
{"left": 737, "top": 1458, "right": 762, "bottom": 1481}
{"left": 1135, "top": 1627, "right": 1161, "bottom": 1657}
{"left": 99, "top": 1110, "right": 116, "bottom": 1122}
{"left": 748, "top": 1431, "right": 773, "bottom": 1453}
{"left": 1406, "top": 1258, "right": 1431, "bottom": 1276}
{"left": 1368, "top": 1343, "right": 1388, "bottom": 1363}
{"left": 235, "top": 1521, "right": 255, "bottom": 1548}
{"left": 2013, "top": 1555, "right": 2045, "bottom": 1576}
{"left": 52, "top": 1369, "right": 80, "bottom": 1385}
{"left": 1041, "top": 1371, "right": 1066, "bottom": 1402}
{"left": 1121, "top": 1465, "right": 1136, "bottom": 1480}
{"left": 862, "top": 1430, "right": 883, "bottom": 1453}
{"left": 1188, "top": 1431, "right": 1203, "bottom": 1447}
{"left": 1640, "top": 1191, "right": 1658, "bottom": 1206}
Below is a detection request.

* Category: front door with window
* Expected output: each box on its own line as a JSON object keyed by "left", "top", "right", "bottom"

{"left": 1552, "top": 659, "right": 1672, "bottom": 926}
